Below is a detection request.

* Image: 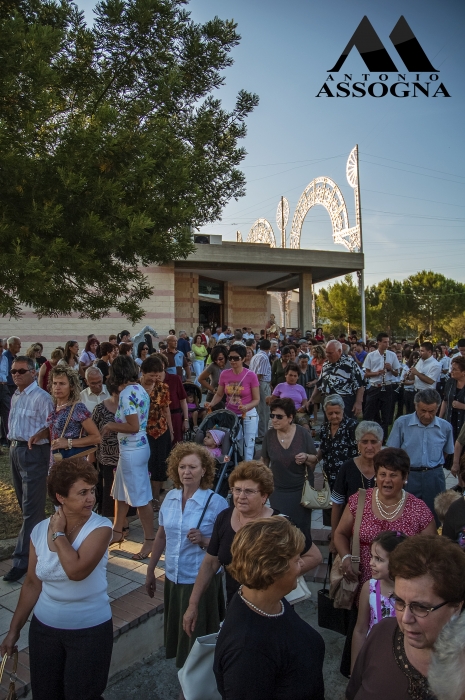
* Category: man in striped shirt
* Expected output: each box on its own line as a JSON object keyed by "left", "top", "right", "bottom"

{"left": 4, "top": 356, "right": 53, "bottom": 582}
{"left": 249, "top": 339, "right": 272, "bottom": 445}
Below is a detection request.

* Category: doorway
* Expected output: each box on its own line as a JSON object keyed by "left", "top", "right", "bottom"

{"left": 199, "top": 301, "right": 222, "bottom": 330}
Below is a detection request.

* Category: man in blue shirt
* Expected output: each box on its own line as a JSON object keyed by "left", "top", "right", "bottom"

{"left": 177, "top": 330, "right": 191, "bottom": 358}
{"left": 387, "top": 388, "right": 454, "bottom": 524}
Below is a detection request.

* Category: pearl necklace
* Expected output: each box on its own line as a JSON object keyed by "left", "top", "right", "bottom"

{"left": 238, "top": 586, "right": 285, "bottom": 618}
{"left": 375, "top": 488, "right": 406, "bottom": 521}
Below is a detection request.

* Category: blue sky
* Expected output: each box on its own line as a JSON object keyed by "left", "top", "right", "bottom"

{"left": 79, "top": 0, "right": 465, "bottom": 290}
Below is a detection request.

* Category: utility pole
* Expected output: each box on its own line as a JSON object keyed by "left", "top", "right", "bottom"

{"left": 356, "top": 145, "right": 366, "bottom": 342}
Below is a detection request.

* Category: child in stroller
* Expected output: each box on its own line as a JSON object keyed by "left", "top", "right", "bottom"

{"left": 203, "top": 429, "right": 226, "bottom": 460}
{"left": 194, "top": 410, "right": 240, "bottom": 496}
{"left": 184, "top": 382, "right": 205, "bottom": 431}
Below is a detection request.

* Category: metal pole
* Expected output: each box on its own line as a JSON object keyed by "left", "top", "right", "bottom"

{"left": 356, "top": 145, "right": 366, "bottom": 342}
{"left": 281, "top": 195, "right": 285, "bottom": 249}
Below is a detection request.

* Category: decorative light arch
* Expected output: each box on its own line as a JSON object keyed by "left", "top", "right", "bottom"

{"left": 246, "top": 218, "right": 276, "bottom": 247}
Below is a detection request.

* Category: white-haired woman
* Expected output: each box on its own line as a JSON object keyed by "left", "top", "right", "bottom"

{"left": 428, "top": 612, "right": 465, "bottom": 700}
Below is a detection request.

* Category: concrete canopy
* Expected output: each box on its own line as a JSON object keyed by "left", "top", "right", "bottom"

{"left": 175, "top": 242, "right": 364, "bottom": 291}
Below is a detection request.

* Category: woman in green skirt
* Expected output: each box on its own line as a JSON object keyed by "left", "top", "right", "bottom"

{"left": 145, "top": 442, "right": 228, "bottom": 668}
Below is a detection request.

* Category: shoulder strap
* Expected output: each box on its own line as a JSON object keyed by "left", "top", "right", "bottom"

{"left": 351, "top": 488, "right": 367, "bottom": 574}
{"left": 196, "top": 492, "right": 214, "bottom": 530}
{"left": 60, "top": 403, "right": 77, "bottom": 438}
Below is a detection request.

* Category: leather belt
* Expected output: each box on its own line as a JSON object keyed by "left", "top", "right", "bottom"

{"left": 370, "top": 382, "right": 393, "bottom": 387}
{"left": 10, "top": 440, "right": 28, "bottom": 447}
{"left": 0, "top": 382, "right": 8, "bottom": 385}
{"left": 410, "top": 465, "right": 443, "bottom": 472}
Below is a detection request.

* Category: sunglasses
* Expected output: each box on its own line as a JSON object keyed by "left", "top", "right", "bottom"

{"left": 270, "top": 413, "right": 286, "bottom": 419}
{"left": 11, "top": 368, "right": 32, "bottom": 375}
{"left": 229, "top": 356, "right": 241, "bottom": 361}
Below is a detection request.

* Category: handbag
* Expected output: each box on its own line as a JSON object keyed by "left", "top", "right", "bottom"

{"left": 0, "top": 650, "right": 18, "bottom": 700}
{"left": 178, "top": 632, "right": 221, "bottom": 700}
{"left": 52, "top": 404, "right": 97, "bottom": 463}
{"left": 285, "top": 575, "right": 312, "bottom": 605}
{"left": 301, "top": 469, "right": 332, "bottom": 509}
{"left": 317, "top": 553, "right": 351, "bottom": 635}
{"left": 329, "top": 488, "right": 366, "bottom": 610}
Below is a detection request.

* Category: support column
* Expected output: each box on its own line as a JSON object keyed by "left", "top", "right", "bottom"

{"left": 299, "top": 273, "right": 313, "bottom": 334}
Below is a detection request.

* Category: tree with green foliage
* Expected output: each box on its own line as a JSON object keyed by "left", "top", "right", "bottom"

{"left": 315, "top": 274, "right": 361, "bottom": 335}
{"left": 403, "top": 271, "right": 465, "bottom": 338}
{"left": 0, "top": 0, "right": 258, "bottom": 321}
{"left": 365, "top": 279, "right": 411, "bottom": 337}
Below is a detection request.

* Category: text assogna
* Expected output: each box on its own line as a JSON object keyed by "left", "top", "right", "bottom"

{"left": 316, "top": 74, "right": 450, "bottom": 98}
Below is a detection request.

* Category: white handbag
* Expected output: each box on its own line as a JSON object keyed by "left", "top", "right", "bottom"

{"left": 285, "top": 575, "right": 312, "bottom": 605}
{"left": 301, "top": 470, "right": 332, "bottom": 510}
{"left": 178, "top": 632, "right": 221, "bottom": 700}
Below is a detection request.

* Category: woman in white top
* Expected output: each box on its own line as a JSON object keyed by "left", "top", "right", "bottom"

{"left": 103, "top": 355, "right": 155, "bottom": 560}
{"left": 145, "top": 442, "right": 228, "bottom": 668}
{"left": 0, "top": 458, "right": 113, "bottom": 700}
{"left": 79, "top": 338, "right": 100, "bottom": 376}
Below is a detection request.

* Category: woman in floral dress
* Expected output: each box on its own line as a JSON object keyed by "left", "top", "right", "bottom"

{"left": 103, "top": 355, "right": 155, "bottom": 560}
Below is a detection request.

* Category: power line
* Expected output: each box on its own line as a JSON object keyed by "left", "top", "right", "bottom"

{"left": 363, "top": 153, "right": 465, "bottom": 180}
{"left": 360, "top": 159, "right": 465, "bottom": 187}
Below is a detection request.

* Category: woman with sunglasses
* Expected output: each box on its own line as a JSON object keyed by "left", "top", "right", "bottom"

{"left": 347, "top": 535, "right": 465, "bottom": 700}
{"left": 261, "top": 397, "right": 317, "bottom": 541}
{"left": 135, "top": 341, "right": 150, "bottom": 367}
{"left": 206, "top": 344, "right": 259, "bottom": 460}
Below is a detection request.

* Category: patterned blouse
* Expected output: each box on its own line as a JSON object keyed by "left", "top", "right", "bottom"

{"left": 92, "top": 402, "right": 119, "bottom": 466}
{"left": 46, "top": 402, "right": 91, "bottom": 442}
{"left": 319, "top": 417, "right": 358, "bottom": 485}
{"left": 147, "top": 382, "right": 171, "bottom": 439}
{"left": 115, "top": 384, "right": 149, "bottom": 448}
{"left": 316, "top": 355, "right": 364, "bottom": 397}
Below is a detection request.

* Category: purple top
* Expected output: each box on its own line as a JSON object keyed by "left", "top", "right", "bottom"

{"left": 272, "top": 382, "right": 308, "bottom": 410}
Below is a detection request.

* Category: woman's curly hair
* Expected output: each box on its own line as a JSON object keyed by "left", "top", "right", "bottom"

{"left": 166, "top": 442, "right": 216, "bottom": 490}
{"left": 49, "top": 365, "right": 82, "bottom": 403}
{"left": 227, "top": 517, "right": 305, "bottom": 590}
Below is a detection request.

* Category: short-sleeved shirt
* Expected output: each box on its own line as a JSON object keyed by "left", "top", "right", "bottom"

{"left": 146, "top": 382, "right": 170, "bottom": 439}
{"left": 317, "top": 356, "right": 364, "bottom": 397}
{"left": 46, "top": 402, "right": 91, "bottom": 443}
{"left": 272, "top": 382, "right": 308, "bottom": 410}
{"left": 249, "top": 350, "right": 272, "bottom": 382}
{"left": 331, "top": 458, "right": 376, "bottom": 505}
{"left": 219, "top": 368, "right": 259, "bottom": 415}
{"left": 413, "top": 355, "right": 441, "bottom": 391}
{"left": 115, "top": 384, "right": 149, "bottom": 447}
{"left": 363, "top": 349, "right": 400, "bottom": 386}
{"left": 318, "top": 417, "right": 358, "bottom": 484}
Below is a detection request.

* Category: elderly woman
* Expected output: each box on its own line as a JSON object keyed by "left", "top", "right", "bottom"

{"left": 102, "top": 355, "right": 154, "bottom": 559}
{"left": 29, "top": 365, "right": 101, "bottom": 462}
{"left": 346, "top": 535, "right": 465, "bottom": 700}
{"left": 309, "top": 394, "right": 358, "bottom": 525}
{"left": 145, "top": 443, "right": 228, "bottom": 668}
{"left": 297, "top": 353, "right": 318, "bottom": 399}
{"left": 183, "top": 460, "right": 322, "bottom": 634}
{"left": 0, "top": 458, "right": 113, "bottom": 700}
{"left": 271, "top": 345, "right": 291, "bottom": 389}
{"left": 213, "top": 518, "right": 325, "bottom": 700}
{"left": 261, "top": 398, "right": 317, "bottom": 541}
{"left": 198, "top": 345, "right": 230, "bottom": 404}
{"left": 440, "top": 355, "right": 465, "bottom": 468}
{"left": 428, "top": 613, "right": 465, "bottom": 700}
{"left": 207, "top": 344, "right": 260, "bottom": 461}
{"left": 330, "top": 421, "right": 383, "bottom": 540}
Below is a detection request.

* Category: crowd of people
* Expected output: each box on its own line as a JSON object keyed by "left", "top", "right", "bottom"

{"left": 0, "top": 321, "right": 465, "bottom": 700}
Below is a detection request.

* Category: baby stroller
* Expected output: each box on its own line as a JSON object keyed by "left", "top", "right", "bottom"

{"left": 194, "top": 409, "right": 242, "bottom": 497}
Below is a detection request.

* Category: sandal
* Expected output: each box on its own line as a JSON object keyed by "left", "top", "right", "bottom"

{"left": 131, "top": 538, "right": 155, "bottom": 561}
{"left": 109, "top": 530, "right": 125, "bottom": 549}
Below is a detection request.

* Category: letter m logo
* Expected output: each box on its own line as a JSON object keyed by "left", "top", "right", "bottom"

{"left": 328, "top": 16, "right": 438, "bottom": 72}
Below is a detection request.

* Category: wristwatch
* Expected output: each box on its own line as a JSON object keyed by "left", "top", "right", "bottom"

{"left": 52, "top": 531, "right": 66, "bottom": 541}
{"left": 67, "top": 438, "right": 73, "bottom": 450}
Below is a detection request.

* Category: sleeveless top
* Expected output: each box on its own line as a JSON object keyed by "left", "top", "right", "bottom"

{"left": 368, "top": 579, "right": 396, "bottom": 634}
{"left": 31, "top": 512, "right": 112, "bottom": 629}
{"left": 42, "top": 360, "right": 53, "bottom": 393}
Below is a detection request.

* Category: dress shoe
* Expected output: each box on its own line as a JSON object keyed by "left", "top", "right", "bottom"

{"left": 3, "top": 566, "right": 27, "bottom": 582}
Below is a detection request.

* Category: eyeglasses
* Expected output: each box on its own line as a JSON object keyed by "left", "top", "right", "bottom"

{"left": 142, "top": 347, "right": 149, "bottom": 351}
{"left": 389, "top": 594, "right": 451, "bottom": 618}
{"left": 11, "top": 368, "right": 32, "bottom": 375}
{"left": 231, "top": 487, "right": 260, "bottom": 497}
{"left": 229, "top": 356, "right": 241, "bottom": 361}
{"left": 270, "top": 413, "right": 286, "bottom": 419}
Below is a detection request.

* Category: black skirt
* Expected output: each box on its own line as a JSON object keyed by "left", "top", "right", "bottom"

{"left": 148, "top": 430, "right": 171, "bottom": 481}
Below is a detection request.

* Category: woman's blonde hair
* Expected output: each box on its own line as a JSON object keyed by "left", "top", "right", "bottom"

{"left": 227, "top": 517, "right": 305, "bottom": 590}
{"left": 312, "top": 344, "right": 326, "bottom": 361}
{"left": 166, "top": 442, "right": 216, "bottom": 490}
{"left": 26, "top": 344, "right": 40, "bottom": 359}
{"left": 208, "top": 337, "right": 217, "bottom": 349}
{"left": 228, "top": 461, "right": 274, "bottom": 496}
{"left": 49, "top": 365, "right": 82, "bottom": 403}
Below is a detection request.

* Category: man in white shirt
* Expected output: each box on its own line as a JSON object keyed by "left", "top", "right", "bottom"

{"left": 242, "top": 327, "right": 254, "bottom": 340}
{"left": 249, "top": 339, "right": 272, "bottom": 444}
{"left": 80, "top": 367, "right": 110, "bottom": 412}
{"left": 5, "top": 356, "right": 53, "bottom": 581}
{"left": 410, "top": 342, "right": 441, "bottom": 392}
{"left": 363, "top": 332, "right": 400, "bottom": 441}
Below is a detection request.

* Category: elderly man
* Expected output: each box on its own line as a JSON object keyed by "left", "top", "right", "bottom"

{"left": 4, "top": 356, "right": 53, "bottom": 581}
{"left": 80, "top": 367, "right": 110, "bottom": 412}
{"left": 177, "top": 330, "right": 191, "bottom": 358}
{"left": 311, "top": 339, "right": 364, "bottom": 417}
{"left": 249, "top": 339, "right": 272, "bottom": 444}
{"left": 163, "top": 334, "right": 191, "bottom": 379}
{"left": 387, "top": 388, "right": 453, "bottom": 524}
